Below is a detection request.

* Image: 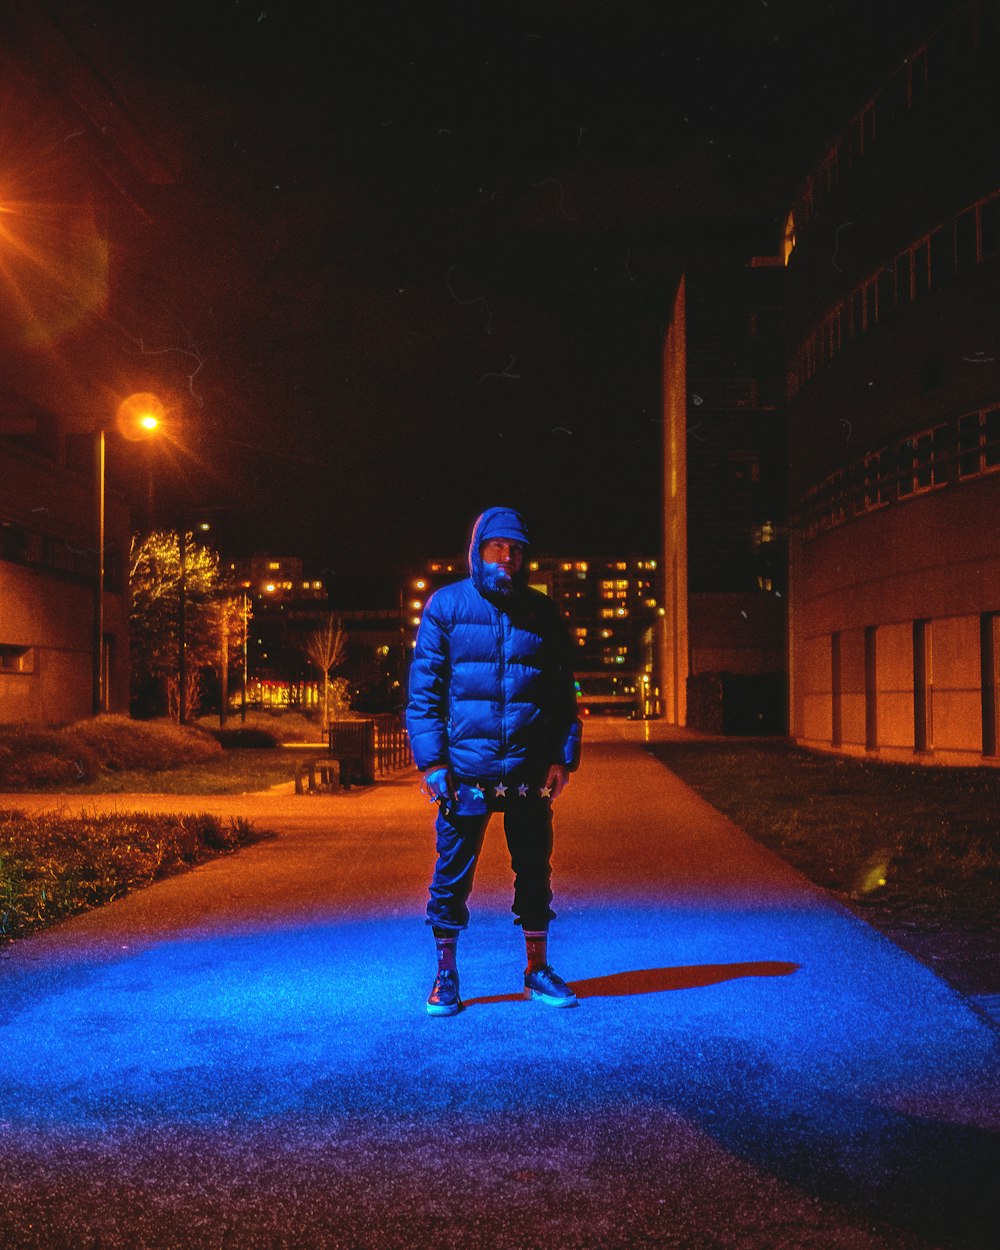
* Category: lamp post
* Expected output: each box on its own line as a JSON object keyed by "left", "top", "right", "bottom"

{"left": 92, "top": 425, "right": 106, "bottom": 714}
{"left": 93, "top": 394, "right": 163, "bottom": 715}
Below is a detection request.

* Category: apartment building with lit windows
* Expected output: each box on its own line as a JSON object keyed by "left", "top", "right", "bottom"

{"left": 660, "top": 264, "right": 787, "bottom": 732}
{"left": 411, "top": 554, "right": 662, "bottom": 716}
{"left": 785, "top": 0, "right": 1000, "bottom": 763}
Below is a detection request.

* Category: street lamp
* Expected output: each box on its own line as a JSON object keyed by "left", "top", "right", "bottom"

{"left": 92, "top": 393, "right": 163, "bottom": 714}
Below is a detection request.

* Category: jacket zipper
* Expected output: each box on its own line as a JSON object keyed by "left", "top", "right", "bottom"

{"left": 497, "top": 607, "right": 507, "bottom": 775}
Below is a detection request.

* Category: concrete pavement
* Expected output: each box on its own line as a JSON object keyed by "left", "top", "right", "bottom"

{"left": 0, "top": 723, "right": 997, "bottom": 1249}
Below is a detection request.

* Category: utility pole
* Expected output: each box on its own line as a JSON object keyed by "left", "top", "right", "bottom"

{"left": 178, "top": 523, "right": 187, "bottom": 724}
{"left": 92, "top": 426, "right": 105, "bottom": 714}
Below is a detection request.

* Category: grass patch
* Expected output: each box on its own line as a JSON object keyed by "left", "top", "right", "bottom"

{"left": 0, "top": 808, "right": 273, "bottom": 942}
{"left": 644, "top": 740, "right": 1000, "bottom": 909}
{"left": 68, "top": 747, "right": 305, "bottom": 795}
{"left": 195, "top": 711, "right": 325, "bottom": 745}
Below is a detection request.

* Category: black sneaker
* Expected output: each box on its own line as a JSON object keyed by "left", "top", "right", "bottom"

{"left": 426, "top": 969, "right": 462, "bottom": 1016}
{"left": 524, "top": 964, "right": 578, "bottom": 1008}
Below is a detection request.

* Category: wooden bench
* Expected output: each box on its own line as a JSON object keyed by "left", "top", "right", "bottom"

{"left": 293, "top": 753, "right": 362, "bottom": 794}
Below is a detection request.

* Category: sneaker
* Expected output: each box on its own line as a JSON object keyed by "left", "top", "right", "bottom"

{"left": 524, "top": 964, "right": 578, "bottom": 1008}
{"left": 426, "top": 969, "right": 462, "bottom": 1016}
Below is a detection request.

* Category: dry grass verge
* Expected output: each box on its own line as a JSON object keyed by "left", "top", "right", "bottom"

{"left": 645, "top": 739, "right": 1000, "bottom": 997}
{"left": 0, "top": 808, "right": 272, "bottom": 942}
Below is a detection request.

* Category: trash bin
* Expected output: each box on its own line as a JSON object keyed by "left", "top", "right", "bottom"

{"left": 328, "top": 719, "right": 376, "bottom": 785}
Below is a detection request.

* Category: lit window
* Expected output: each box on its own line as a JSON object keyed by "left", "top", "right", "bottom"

{"left": 312, "top": 581, "right": 323, "bottom": 589}
{"left": 575, "top": 628, "right": 587, "bottom": 637}
{"left": 615, "top": 562, "right": 627, "bottom": 571}
{"left": 601, "top": 608, "right": 615, "bottom": 619}
{"left": 0, "top": 644, "right": 33, "bottom": 673}
{"left": 645, "top": 598, "right": 657, "bottom": 608}
{"left": 576, "top": 561, "right": 588, "bottom": 572}
{"left": 783, "top": 210, "right": 796, "bottom": 265}
{"left": 268, "top": 562, "right": 280, "bottom": 571}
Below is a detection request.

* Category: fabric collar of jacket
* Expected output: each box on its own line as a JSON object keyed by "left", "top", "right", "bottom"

{"left": 468, "top": 506, "right": 531, "bottom": 599}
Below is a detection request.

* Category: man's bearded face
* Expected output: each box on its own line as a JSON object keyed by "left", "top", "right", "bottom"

{"left": 480, "top": 539, "right": 525, "bottom": 597}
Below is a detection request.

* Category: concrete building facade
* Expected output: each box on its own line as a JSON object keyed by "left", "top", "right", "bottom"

{"left": 785, "top": 0, "right": 1000, "bottom": 764}
{"left": 0, "top": 3, "right": 178, "bottom": 726}
{"left": 660, "top": 264, "right": 788, "bottom": 733}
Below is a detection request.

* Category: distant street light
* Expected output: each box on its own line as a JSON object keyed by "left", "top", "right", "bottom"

{"left": 93, "top": 394, "right": 164, "bottom": 714}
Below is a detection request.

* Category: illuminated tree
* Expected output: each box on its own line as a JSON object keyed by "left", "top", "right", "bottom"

{"left": 302, "top": 614, "right": 348, "bottom": 725}
{"left": 129, "top": 530, "right": 248, "bottom": 720}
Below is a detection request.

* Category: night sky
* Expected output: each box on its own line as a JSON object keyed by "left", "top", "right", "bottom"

{"left": 87, "top": 0, "right": 947, "bottom": 580}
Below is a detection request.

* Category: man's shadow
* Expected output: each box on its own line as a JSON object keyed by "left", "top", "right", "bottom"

{"left": 463, "top": 961, "right": 798, "bottom": 1005}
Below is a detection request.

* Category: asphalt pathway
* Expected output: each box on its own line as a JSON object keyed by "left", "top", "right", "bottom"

{"left": 0, "top": 724, "right": 997, "bottom": 1250}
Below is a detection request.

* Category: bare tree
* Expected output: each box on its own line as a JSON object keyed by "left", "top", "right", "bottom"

{"left": 303, "top": 614, "right": 347, "bottom": 726}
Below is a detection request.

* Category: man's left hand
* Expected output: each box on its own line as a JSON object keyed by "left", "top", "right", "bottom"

{"left": 545, "top": 763, "right": 570, "bottom": 800}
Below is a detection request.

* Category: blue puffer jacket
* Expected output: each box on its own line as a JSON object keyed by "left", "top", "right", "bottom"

{"left": 406, "top": 508, "right": 582, "bottom": 799}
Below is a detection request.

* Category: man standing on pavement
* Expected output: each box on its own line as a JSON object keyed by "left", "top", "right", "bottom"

{"left": 406, "top": 506, "right": 583, "bottom": 1017}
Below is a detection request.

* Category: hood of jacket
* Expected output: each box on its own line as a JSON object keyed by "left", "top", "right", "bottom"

{"left": 468, "top": 506, "right": 531, "bottom": 597}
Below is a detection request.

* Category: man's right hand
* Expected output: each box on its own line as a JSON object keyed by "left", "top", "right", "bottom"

{"left": 424, "top": 766, "right": 455, "bottom": 807}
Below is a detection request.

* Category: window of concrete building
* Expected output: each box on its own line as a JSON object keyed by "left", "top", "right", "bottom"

{"left": 865, "top": 627, "right": 878, "bottom": 751}
{"left": 850, "top": 289, "right": 864, "bottom": 337}
{"left": 913, "top": 239, "right": 931, "bottom": 299}
{"left": 982, "top": 196, "right": 1000, "bottom": 259}
{"left": 898, "top": 427, "right": 943, "bottom": 495}
{"left": 958, "top": 406, "right": 1000, "bottom": 477}
{"left": 865, "top": 278, "right": 878, "bottom": 327}
{"left": 955, "top": 207, "right": 978, "bottom": 270}
{"left": 863, "top": 450, "right": 887, "bottom": 510}
{"left": 952, "top": 1, "right": 980, "bottom": 59}
{"left": 783, "top": 211, "right": 796, "bottom": 265}
{"left": 0, "top": 644, "right": 34, "bottom": 674}
{"left": 913, "top": 619, "right": 932, "bottom": 753}
{"left": 877, "top": 266, "right": 895, "bottom": 319}
{"left": 981, "top": 613, "right": 999, "bottom": 757}
{"left": 891, "top": 64, "right": 909, "bottom": 117}
{"left": 895, "top": 252, "right": 912, "bottom": 306}
{"left": 958, "top": 412, "right": 982, "bottom": 476}
{"left": 930, "top": 227, "right": 952, "bottom": 289}
{"left": 910, "top": 46, "right": 929, "bottom": 107}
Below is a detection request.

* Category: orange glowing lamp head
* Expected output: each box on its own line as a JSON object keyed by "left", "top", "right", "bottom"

{"left": 117, "top": 392, "right": 165, "bottom": 441}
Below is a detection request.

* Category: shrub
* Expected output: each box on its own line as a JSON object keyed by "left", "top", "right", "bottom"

{"left": 0, "top": 808, "right": 271, "bottom": 940}
{"left": 67, "top": 715, "right": 222, "bottom": 771}
{"left": 0, "top": 730, "right": 100, "bottom": 790}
